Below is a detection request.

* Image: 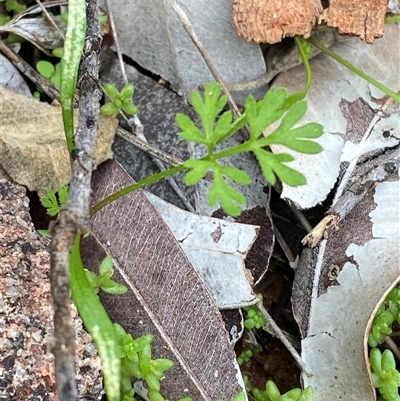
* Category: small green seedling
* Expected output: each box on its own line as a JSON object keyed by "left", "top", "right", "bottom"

{"left": 114, "top": 322, "right": 175, "bottom": 401}
{"left": 101, "top": 83, "right": 139, "bottom": 117}
{"left": 37, "top": 60, "right": 62, "bottom": 88}
{"left": 85, "top": 255, "right": 128, "bottom": 295}
{"left": 237, "top": 348, "right": 256, "bottom": 366}
{"left": 369, "top": 286, "right": 400, "bottom": 347}
{"left": 0, "top": 0, "right": 26, "bottom": 14}
{"left": 249, "top": 379, "right": 313, "bottom": 401}
{"left": 370, "top": 348, "right": 400, "bottom": 401}
{"left": 38, "top": 185, "right": 69, "bottom": 237}
{"left": 243, "top": 294, "right": 267, "bottom": 330}
{"left": 40, "top": 185, "right": 69, "bottom": 216}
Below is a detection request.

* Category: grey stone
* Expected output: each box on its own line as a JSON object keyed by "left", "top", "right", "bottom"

{"left": 100, "top": 0, "right": 267, "bottom": 102}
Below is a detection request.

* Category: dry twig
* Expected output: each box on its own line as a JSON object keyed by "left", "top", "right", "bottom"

{"left": 50, "top": 2, "right": 101, "bottom": 399}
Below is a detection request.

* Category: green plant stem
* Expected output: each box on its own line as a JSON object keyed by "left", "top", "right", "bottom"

{"left": 90, "top": 164, "right": 186, "bottom": 216}
{"left": 294, "top": 36, "right": 313, "bottom": 95}
{"left": 70, "top": 235, "right": 120, "bottom": 401}
{"left": 385, "top": 15, "right": 400, "bottom": 24}
{"left": 60, "top": 0, "right": 87, "bottom": 155}
{"left": 307, "top": 36, "right": 400, "bottom": 103}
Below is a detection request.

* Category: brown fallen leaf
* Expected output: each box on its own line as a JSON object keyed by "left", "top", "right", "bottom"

{"left": 321, "top": 0, "right": 387, "bottom": 44}
{"left": 0, "top": 85, "right": 118, "bottom": 196}
{"left": 232, "top": 0, "right": 323, "bottom": 44}
{"left": 82, "top": 160, "right": 245, "bottom": 400}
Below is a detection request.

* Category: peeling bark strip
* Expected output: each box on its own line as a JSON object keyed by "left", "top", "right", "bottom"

{"left": 232, "top": 0, "right": 323, "bottom": 44}
{"left": 321, "top": 0, "right": 387, "bottom": 44}
{"left": 50, "top": 2, "right": 102, "bottom": 400}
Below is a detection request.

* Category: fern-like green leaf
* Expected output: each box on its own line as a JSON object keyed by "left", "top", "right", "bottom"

{"left": 208, "top": 169, "right": 246, "bottom": 216}
{"left": 260, "top": 123, "right": 323, "bottom": 154}
{"left": 220, "top": 166, "right": 251, "bottom": 185}
{"left": 58, "top": 185, "right": 69, "bottom": 206}
{"left": 190, "top": 82, "right": 227, "bottom": 142}
{"left": 253, "top": 149, "right": 306, "bottom": 186}
{"left": 177, "top": 114, "right": 208, "bottom": 144}
{"left": 183, "top": 160, "right": 213, "bottom": 185}
{"left": 245, "top": 88, "right": 289, "bottom": 140}
{"left": 40, "top": 188, "right": 59, "bottom": 216}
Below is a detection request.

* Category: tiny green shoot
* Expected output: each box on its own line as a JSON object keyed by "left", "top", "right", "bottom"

{"left": 85, "top": 255, "right": 128, "bottom": 295}
{"left": 101, "top": 83, "right": 139, "bottom": 117}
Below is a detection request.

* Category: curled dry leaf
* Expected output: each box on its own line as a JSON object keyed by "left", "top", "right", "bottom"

{"left": 292, "top": 159, "right": 400, "bottom": 400}
{"left": 0, "top": 86, "right": 118, "bottom": 196}
{"left": 84, "top": 160, "right": 245, "bottom": 400}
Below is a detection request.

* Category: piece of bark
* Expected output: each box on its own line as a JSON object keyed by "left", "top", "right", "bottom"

{"left": 232, "top": 0, "right": 323, "bottom": 44}
{"left": 322, "top": 0, "right": 387, "bottom": 44}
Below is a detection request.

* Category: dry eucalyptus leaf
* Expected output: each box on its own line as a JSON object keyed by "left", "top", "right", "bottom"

{"left": 232, "top": 0, "right": 323, "bottom": 44}
{"left": 270, "top": 23, "right": 400, "bottom": 209}
{"left": 0, "top": 85, "right": 118, "bottom": 196}
{"left": 321, "top": 0, "right": 387, "bottom": 44}
{"left": 145, "top": 191, "right": 259, "bottom": 309}
{"left": 86, "top": 160, "right": 245, "bottom": 400}
{"left": 292, "top": 177, "right": 400, "bottom": 401}
{"left": 0, "top": 16, "right": 66, "bottom": 55}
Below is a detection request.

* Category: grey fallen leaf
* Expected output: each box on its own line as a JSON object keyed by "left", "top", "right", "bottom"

{"left": 271, "top": 23, "right": 400, "bottom": 209}
{"left": 85, "top": 160, "right": 246, "bottom": 400}
{"left": 99, "top": 0, "right": 267, "bottom": 103}
{"left": 146, "top": 191, "right": 259, "bottom": 309}
{"left": 0, "top": 85, "right": 118, "bottom": 196}
{"left": 0, "top": 16, "right": 66, "bottom": 55}
{"left": 0, "top": 53, "right": 32, "bottom": 97}
{"left": 292, "top": 174, "right": 400, "bottom": 400}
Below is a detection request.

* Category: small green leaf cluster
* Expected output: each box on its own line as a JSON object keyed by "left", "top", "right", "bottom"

{"left": 237, "top": 348, "right": 257, "bottom": 366}
{"left": 0, "top": 0, "right": 26, "bottom": 15}
{"left": 370, "top": 347, "right": 400, "bottom": 401}
{"left": 177, "top": 82, "right": 323, "bottom": 216}
{"left": 245, "top": 378, "right": 314, "bottom": 401}
{"left": 85, "top": 255, "right": 128, "bottom": 295}
{"left": 243, "top": 295, "right": 267, "bottom": 330}
{"left": 40, "top": 185, "right": 69, "bottom": 216}
{"left": 101, "top": 83, "right": 139, "bottom": 118}
{"left": 114, "top": 323, "right": 176, "bottom": 401}
{"left": 369, "top": 286, "right": 400, "bottom": 347}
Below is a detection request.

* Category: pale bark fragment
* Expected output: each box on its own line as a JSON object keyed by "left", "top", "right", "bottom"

{"left": 232, "top": 0, "right": 323, "bottom": 44}
{"left": 322, "top": 0, "right": 387, "bottom": 44}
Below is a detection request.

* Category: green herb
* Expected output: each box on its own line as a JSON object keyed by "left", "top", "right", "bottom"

{"left": 370, "top": 347, "right": 400, "bottom": 401}
{"left": 70, "top": 236, "right": 121, "bottom": 401}
{"left": 243, "top": 294, "right": 267, "bottom": 330}
{"left": 85, "top": 255, "right": 128, "bottom": 295}
{"left": 100, "top": 83, "right": 139, "bottom": 117}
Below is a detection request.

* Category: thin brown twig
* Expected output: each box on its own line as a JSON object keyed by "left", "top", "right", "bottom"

{"left": 172, "top": 1, "right": 243, "bottom": 121}
{"left": 258, "top": 302, "right": 314, "bottom": 377}
{"left": 50, "top": 2, "right": 102, "bottom": 399}
{"left": 0, "top": 39, "right": 63, "bottom": 101}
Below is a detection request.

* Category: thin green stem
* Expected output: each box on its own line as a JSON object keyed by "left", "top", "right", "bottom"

{"left": 385, "top": 15, "right": 400, "bottom": 24}
{"left": 90, "top": 164, "right": 186, "bottom": 216}
{"left": 307, "top": 36, "right": 400, "bottom": 103}
{"left": 295, "top": 36, "right": 313, "bottom": 94}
